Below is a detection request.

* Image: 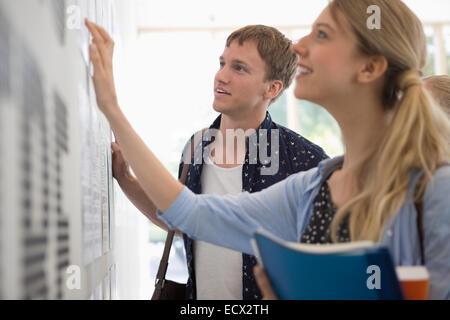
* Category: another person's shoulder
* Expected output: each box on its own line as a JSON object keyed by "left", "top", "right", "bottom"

{"left": 274, "top": 122, "right": 329, "bottom": 161}
{"left": 421, "top": 163, "right": 450, "bottom": 222}
{"left": 426, "top": 163, "right": 450, "bottom": 197}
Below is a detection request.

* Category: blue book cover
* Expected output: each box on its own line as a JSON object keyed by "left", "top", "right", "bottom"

{"left": 251, "top": 228, "right": 404, "bottom": 300}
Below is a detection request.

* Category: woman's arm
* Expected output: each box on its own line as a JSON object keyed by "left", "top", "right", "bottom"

{"left": 85, "top": 19, "right": 182, "bottom": 213}
{"left": 85, "top": 19, "right": 308, "bottom": 255}
{"left": 111, "top": 142, "right": 183, "bottom": 236}
{"left": 157, "top": 172, "right": 303, "bottom": 255}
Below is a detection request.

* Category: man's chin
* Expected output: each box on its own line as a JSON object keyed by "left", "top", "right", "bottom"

{"left": 212, "top": 103, "right": 227, "bottom": 113}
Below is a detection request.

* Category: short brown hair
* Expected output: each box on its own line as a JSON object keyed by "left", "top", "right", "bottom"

{"left": 226, "top": 25, "right": 298, "bottom": 103}
{"left": 424, "top": 75, "right": 450, "bottom": 116}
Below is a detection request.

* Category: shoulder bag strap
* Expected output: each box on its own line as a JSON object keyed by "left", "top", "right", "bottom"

{"left": 154, "top": 128, "right": 208, "bottom": 290}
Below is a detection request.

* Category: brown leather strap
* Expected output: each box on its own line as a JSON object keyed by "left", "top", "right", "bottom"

{"left": 414, "top": 192, "right": 425, "bottom": 265}
{"left": 414, "top": 162, "right": 449, "bottom": 265}
{"left": 154, "top": 128, "right": 207, "bottom": 292}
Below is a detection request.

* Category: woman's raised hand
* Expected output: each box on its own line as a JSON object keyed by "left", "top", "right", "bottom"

{"left": 85, "top": 19, "right": 119, "bottom": 117}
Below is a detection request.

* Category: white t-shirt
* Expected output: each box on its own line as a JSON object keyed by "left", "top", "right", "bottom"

{"left": 194, "top": 157, "right": 243, "bottom": 300}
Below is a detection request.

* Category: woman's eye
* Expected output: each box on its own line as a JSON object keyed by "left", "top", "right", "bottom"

{"left": 318, "top": 30, "right": 328, "bottom": 39}
{"left": 219, "top": 62, "right": 225, "bottom": 68}
{"left": 235, "top": 66, "right": 245, "bottom": 72}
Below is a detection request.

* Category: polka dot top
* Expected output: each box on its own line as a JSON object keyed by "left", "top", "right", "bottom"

{"left": 300, "top": 176, "right": 351, "bottom": 244}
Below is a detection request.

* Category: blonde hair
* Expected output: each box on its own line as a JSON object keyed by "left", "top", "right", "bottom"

{"left": 424, "top": 75, "right": 450, "bottom": 116}
{"left": 328, "top": 0, "right": 450, "bottom": 242}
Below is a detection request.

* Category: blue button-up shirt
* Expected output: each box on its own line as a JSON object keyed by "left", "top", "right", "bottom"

{"left": 160, "top": 156, "right": 450, "bottom": 300}
{"left": 177, "top": 112, "right": 328, "bottom": 300}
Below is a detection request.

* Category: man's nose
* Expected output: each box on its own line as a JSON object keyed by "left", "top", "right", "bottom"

{"left": 215, "top": 66, "right": 231, "bottom": 84}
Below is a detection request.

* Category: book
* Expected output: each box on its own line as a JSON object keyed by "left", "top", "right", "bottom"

{"left": 251, "top": 228, "right": 405, "bottom": 300}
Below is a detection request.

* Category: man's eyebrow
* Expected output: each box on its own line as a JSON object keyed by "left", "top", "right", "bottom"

{"left": 219, "top": 57, "right": 251, "bottom": 68}
{"left": 232, "top": 59, "right": 251, "bottom": 67}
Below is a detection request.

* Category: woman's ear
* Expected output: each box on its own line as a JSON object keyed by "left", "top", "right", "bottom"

{"left": 357, "top": 55, "right": 388, "bottom": 84}
{"left": 264, "top": 80, "right": 283, "bottom": 100}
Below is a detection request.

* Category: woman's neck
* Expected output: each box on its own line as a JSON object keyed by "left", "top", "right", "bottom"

{"left": 328, "top": 95, "right": 391, "bottom": 173}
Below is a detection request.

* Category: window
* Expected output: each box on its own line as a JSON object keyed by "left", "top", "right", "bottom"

{"left": 296, "top": 100, "right": 344, "bottom": 158}
{"left": 444, "top": 26, "right": 450, "bottom": 73}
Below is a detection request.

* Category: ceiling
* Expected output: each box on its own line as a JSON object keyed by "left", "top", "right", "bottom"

{"left": 136, "top": 0, "right": 450, "bottom": 30}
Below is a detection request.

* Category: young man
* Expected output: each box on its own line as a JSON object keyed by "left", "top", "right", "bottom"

{"left": 111, "top": 25, "right": 328, "bottom": 300}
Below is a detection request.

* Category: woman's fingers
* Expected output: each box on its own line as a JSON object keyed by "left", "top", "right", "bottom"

{"left": 89, "top": 43, "right": 104, "bottom": 74}
{"left": 85, "top": 19, "right": 106, "bottom": 43}
{"left": 85, "top": 19, "right": 113, "bottom": 70}
{"left": 95, "top": 23, "right": 114, "bottom": 47}
{"left": 111, "top": 142, "right": 121, "bottom": 152}
{"left": 253, "top": 265, "right": 278, "bottom": 300}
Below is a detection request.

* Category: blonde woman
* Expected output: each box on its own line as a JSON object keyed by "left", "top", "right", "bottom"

{"left": 86, "top": 0, "right": 450, "bottom": 299}
{"left": 424, "top": 75, "right": 450, "bottom": 116}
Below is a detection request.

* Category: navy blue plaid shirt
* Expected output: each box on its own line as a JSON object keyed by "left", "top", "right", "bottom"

{"left": 178, "top": 112, "right": 328, "bottom": 300}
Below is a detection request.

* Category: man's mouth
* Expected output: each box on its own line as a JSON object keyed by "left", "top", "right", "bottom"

{"left": 215, "top": 87, "right": 231, "bottom": 95}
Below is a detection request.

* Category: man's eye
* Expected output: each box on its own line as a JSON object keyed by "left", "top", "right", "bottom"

{"left": 235, "top": 65, "right": 245, "bottom": 72}
{"left": 219, "top": 62, "right": 225, "bottom": 68}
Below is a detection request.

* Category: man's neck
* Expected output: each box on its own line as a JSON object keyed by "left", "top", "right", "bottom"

{"left": 219, "top": 107, "right": 267, "bottom": 133}
{"left": 211, "top": 107, "right": 267, "bottom": 168}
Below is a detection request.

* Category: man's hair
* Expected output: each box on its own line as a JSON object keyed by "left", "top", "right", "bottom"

{"left": 424, "top": 75, "right": 450, "bottom": 116}
{"left": 226, "top": 25, "right": 298, "bottom": 104}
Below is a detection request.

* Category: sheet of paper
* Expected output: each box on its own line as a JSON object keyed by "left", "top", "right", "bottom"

{"left": 107, "top": 130, "right": 114, "bottom": 251}
{"left": 88, "top": 0, "right": 97, "bottom": 23}
{"left": 78, "top": 0, "right": 90, "bottom": 66}
{"left": 103, "top": 272, "right": 111, "bottom": 300}
{"left": 79, "top": 76, "right": 94, "bottom": 265}
{"left": 109, "top": 0, "right": 115, "bottom": 36}
{"left": 96, "top": 0, "right": 104, "bottom": 28}
{"left": 93, "top": 281, "right": 103, "bottom": 300}
{"left": 100, "top": 119, "right": 110, "bottom": 255}
{"left": 109, "top": 264, "right": 117, "bottom": 299}
{"left": 81, "top": 75, "right": 103, "bottom": 265}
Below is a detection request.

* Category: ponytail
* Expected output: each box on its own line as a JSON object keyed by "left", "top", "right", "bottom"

{"left": 328, "top": 0, "right": 450, "bottom": 242}
{"left": 331, "top": 69, "right": 450, "bottom": 242}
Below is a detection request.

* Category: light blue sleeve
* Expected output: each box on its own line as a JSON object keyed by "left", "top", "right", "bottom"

{"left": 158, "top": 172, "right": 307, "bottom": 255}
{"left": 423, "top": 166, "right": 450, "bottom": 300}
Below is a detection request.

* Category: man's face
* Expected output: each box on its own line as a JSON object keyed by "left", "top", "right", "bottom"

{"left": 213, "top": 40, "right": 269, "bottom": 116}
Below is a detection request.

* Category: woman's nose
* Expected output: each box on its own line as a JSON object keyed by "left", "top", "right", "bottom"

{"left": 292, "top": 36, "right": 308, "bottom": 60}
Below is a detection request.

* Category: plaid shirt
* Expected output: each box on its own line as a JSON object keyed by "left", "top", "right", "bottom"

{"left": 179, "top": 112, "right": 328, "bottom": 300}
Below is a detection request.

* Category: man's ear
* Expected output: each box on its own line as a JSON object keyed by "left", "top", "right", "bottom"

{"left": 357, "top": 55, "right": 388, "bottom": 84}
{"left": 264, "top": 80, "right": 283, "bottom": 100}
